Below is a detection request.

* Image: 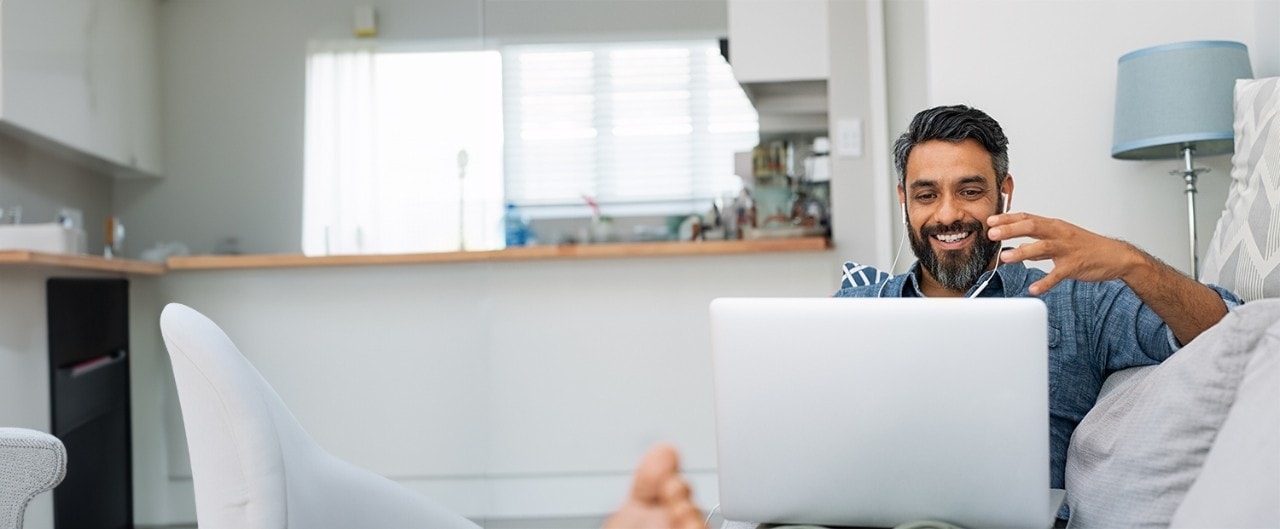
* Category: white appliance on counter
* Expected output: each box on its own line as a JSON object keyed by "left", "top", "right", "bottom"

{"left": 0, "top": 223, "right": 87, "bottom": 254}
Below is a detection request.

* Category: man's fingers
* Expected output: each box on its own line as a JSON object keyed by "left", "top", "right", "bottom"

{"left": 986, "top": 211, "right": 1034, "bottom": 227}
{"left": 1000, "top": 240, "right": 1056, "bottom": 263}
{"left": 987, "top": 217, "right": 1037, "bottom": 241}
{"left": 988, "top": 214, "right": 1068, "bottom": 242}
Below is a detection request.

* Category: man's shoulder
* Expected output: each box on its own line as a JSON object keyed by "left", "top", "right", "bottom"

{"left": 835, "top": 284, "right": 884, "bottom": 298}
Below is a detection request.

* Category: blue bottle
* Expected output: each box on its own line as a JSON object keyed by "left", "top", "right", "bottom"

{"left": 504, "top": 203, "right": 529, "bottom": 247}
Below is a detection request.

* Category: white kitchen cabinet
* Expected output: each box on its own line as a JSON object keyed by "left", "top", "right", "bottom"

{"left": 0, "top": 0, "right": 162, "bottom": 177}
{"left": 727, "top": 0, "right": 830, "bottom": 134}
{"left": 727, "top": 0, "right": 829, "bottom": 83}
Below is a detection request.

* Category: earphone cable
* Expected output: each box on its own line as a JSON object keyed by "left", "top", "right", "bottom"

{"left": 878, "top": 231, "right": 908, "bottom": 298}
{"left": 704, "top": 503, "right": 722, "bottom": 527}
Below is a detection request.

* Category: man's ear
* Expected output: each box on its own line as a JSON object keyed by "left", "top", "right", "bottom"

{"left": 897, "top": 185, "right": 907, "bottom": 225}
{"left": 1000, "top": 174, "right": 1015, "bottom": 213}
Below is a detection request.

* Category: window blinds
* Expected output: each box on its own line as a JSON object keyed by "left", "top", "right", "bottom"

{"left": 501, "top": 41, "right": 758, "bottom": 215}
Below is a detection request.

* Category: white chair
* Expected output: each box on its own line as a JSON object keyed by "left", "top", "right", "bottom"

{"left": 0, "top": 428, "right": 66, "bottom": 529}
{"left": 160, "top": 303, "right": 478, "bottom": 529}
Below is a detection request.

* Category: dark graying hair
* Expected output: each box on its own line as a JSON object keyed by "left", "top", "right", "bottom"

{"left": 892, "top": 105, "right": 1009, "bottom": 188}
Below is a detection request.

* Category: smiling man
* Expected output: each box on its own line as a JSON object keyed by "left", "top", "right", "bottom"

{"left": 600, "top": 106, "right": 1245, "bottom": 529}
{"left": 834, "top": 105, "right": 1242, "bottom": 520}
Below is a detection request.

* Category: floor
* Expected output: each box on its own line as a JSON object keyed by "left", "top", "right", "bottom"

{"left": 480, "top": 515, "right": 610, "bottom": 529}
{"left": 147, "top": 515, "right": 610, "bottom": 529}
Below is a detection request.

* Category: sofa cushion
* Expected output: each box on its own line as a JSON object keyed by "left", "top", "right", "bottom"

{"left": 1169, "top": 332, "right": 1280, "bottom": 528}
{"left": 1199, "top": 77, "right": 1280, "bottom": 300}
{"left": 1064, "top": 299, "right": 1280, "bottom": 528}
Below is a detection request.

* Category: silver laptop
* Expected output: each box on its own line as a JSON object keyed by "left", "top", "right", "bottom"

{"left": 708, "top": 297, "right": 1065, "bottom": 529}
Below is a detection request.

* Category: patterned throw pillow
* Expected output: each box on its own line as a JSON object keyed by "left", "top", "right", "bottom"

{"left": 839, "top": 261, "right": 891, "bottom": 289}
{"left": 1199, "top": 77, "right": 1280, "bottom": 300}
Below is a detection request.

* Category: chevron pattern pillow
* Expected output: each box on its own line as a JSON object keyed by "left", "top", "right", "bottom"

{"left": 1200, "top": 77, "right": 1280, "bottom": 301}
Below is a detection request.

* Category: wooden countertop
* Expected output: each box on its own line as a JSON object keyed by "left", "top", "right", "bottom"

{"left": 0, "top": 238, "right": 829, "bottom": 274}
{"left": 167, "top": 237, "right": 831, "bottom": 271}
{"left": 0, "top": 250, "right": 166, "bottom": 275}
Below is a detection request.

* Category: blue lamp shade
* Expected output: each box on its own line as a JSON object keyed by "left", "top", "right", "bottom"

{"left": 1112, "top": 41, "right": 1253, "bottom": 160}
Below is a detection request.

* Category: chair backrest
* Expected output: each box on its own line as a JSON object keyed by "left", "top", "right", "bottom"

{"left": 160, "top": 303, "right": 477, "bottom": 529}
{"left": 161, "top": 303, "right": 297, "bottom": 528}
{"left": 0, "top": 428, "right": 66, "bottom": 529}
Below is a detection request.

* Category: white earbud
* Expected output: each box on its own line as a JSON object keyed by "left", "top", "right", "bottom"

{"left": 970, "top": 191, "right": 1013, "bottom": 298}
{"left": 900, "top": 202, "right": 908, "bottom": 225}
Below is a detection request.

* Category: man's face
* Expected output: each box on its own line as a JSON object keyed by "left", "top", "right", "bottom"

{"left": 900, "top": 139, "right": 1007, "bottom": 293}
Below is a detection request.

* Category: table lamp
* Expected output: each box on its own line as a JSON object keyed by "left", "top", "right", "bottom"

{"left": 1111, "top": 40, "right": 1252, "bottom": 276}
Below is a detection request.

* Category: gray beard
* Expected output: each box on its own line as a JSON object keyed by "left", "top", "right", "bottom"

{"left": 908, "top": 220, "right": 1001, "bottom": 292}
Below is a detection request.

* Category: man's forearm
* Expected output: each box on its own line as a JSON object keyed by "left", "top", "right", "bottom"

{"left": 1119, "top": 244, "right": 1228, "bottom": 346}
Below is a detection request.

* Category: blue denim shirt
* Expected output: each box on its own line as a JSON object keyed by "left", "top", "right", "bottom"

{"left": 833, "top": 260, "right": 1241, "bottom": 494}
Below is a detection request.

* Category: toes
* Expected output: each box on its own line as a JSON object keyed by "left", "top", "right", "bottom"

{"left": 632, "top": 444, "right": 681, "bottom": 502}
{"left": 614, "top": 444, "right": 705, "bottom": 529}
{"left": 659, "top": 475, "right": 692, "bottom": 502}
{"left": 668, "top": 500, "right": 703, "bottom": 529}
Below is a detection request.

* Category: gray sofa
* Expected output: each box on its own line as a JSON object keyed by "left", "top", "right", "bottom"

{"left": 1064, "top": 77, "right": 1280, "bottom": 529}
{"left": 1065, "top": 301, "right": 1280, "bottom": 528}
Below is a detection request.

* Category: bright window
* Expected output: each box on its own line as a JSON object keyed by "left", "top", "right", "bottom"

{"left": 502, "top": 41, "right": 758, "bottom": 217}
{"left": 304, "top": 43, "right": 504, "bottom": 255}
{"left": 304, "top": 40, "right": 757, "bottom": 254}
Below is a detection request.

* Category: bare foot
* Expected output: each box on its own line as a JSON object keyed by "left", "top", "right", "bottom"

{"left": 603, "top": 444, "right": 706, "bottom": 529}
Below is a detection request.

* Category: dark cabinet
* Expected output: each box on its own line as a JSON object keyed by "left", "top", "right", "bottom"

{"left": 46, "top": 278, "right": 132, "bottom": 529}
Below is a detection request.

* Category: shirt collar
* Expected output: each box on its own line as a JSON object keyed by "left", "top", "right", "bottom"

{"left": 995, "top": 258, "right": 1030, "bottom": 297}
{"left": 899, "top": 252, "right": 1028, "bottom": 298}
{"left": 901, "top": 262, "right": 927, "bottom": 297}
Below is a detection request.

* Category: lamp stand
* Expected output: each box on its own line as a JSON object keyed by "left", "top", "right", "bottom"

{"left": 1173, "top": 145, "right": 1208, "bottom": 277}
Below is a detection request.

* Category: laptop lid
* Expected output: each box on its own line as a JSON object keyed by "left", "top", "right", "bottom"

{"left": 709, "top": 297, "right": 1051, "bottom": 529}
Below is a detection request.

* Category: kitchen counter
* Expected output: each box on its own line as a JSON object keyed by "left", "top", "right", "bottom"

{"left": 166, "top": 237, "right": 831, "bottom": 271}
{"left": 0, "top": 250, "right": 166, "bottom": 275}
{"left": 0, "top": 238, "right": 830, "bottom": 274}
{"left": 143, "top": 235, "right": 839, "bottom": 523}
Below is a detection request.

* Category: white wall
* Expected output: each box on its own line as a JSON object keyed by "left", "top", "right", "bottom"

{"left": 915, "top": 0, "right": 1268, "bottom": 276}
{"left": 1256, "top": 0, "right": 1280, "bottom": 79}
{"left": 881, "top": 0, "right": 927, "bottom": 273}
{"left": 827, "top": 0, "right": 895, "bottom": 268}
{"left": 0, "top": 133, "right": 115, "bottom": 253}
{"left": 0, "top": 270, "right": 53, "bottom": 529}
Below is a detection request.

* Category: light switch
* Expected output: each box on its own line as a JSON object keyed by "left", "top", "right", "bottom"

{"left": 835, "top": 118, "right": 863, "bottom": 158}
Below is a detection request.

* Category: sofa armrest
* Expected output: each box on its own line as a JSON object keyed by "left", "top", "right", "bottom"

{"left": 0, "top": 428, "right": 67, "bottom": 529}
{"left": 1064, "top": 301, "right": 1280, "bottom": 528}
{"left": 1170, "top": 337, "right": 1280, "bottom": 527}
{"left": 1096, "top": 366, "right": 1156, "bottom": 400}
